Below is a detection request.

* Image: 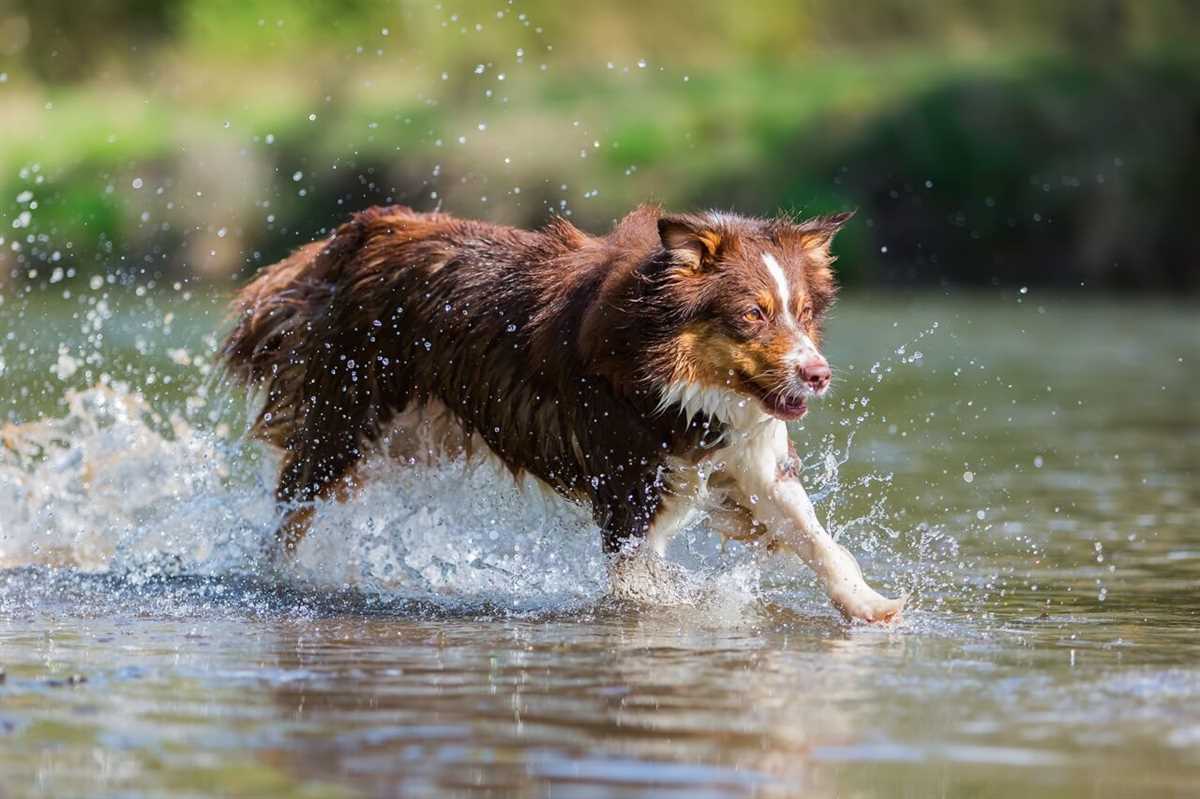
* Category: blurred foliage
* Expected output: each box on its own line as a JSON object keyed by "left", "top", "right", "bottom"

{"left": 1, "top": 0, "right": 1198, "bottom": 291}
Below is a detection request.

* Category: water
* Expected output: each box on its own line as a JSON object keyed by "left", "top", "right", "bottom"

{"left": 1, "top": 287, "right": 1197, "bottom": 797}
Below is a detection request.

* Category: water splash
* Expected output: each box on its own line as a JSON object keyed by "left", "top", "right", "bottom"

{"left": 0, "top": 385, "right": 276, "bottom": 574}
{"left": 289, "top": 453, "right": 608, "bottom": 612}
{"left": 0, "top": 364, "right": 952, "bottom": 622}
{"left": 0, "top": 383, "right": 753, "bottom": 616}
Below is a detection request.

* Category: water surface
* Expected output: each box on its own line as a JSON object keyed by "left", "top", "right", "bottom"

{"left": 1, "top": 289, "right": 1197, "bottom": 797}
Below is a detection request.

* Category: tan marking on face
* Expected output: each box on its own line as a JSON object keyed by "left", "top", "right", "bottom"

{"left": 670, "top": 323, "right": 742, "bottom": 383}
{"left": 669, "top": 322, "right": 800, "bottom": 399}
{"left": 756, "top": 290, "right": 775, "bottom": 318}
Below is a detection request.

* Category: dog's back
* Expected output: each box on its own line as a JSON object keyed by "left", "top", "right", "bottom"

{"left": 222, "top": 205, "right": 717, "bottom": 551}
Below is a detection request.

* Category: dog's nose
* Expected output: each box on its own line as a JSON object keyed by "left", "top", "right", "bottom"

{"left": 798, "top": 360, "right": 831, "bottom": 393}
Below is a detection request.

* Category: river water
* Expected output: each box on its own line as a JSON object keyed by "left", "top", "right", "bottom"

{"left": 0, "top": 287, "right": 1197, "bottom": 797}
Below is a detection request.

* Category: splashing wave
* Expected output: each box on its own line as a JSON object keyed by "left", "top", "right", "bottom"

{"left": 0, "top": 381, "right": 948, "bottom": 624}
{"left": 0, "top": 385, "right": 777, "bottom": 617}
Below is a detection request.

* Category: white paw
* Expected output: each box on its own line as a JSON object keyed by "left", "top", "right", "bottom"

{"left": 821, "top": 544, "right": 905, "bottom": 623}
{"left": 830, "top": 585, "right": 906, "bottom": 624}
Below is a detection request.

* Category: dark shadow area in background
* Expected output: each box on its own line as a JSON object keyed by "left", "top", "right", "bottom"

{"left": 768, "top": 59, "right": 1200, "bottom": 292}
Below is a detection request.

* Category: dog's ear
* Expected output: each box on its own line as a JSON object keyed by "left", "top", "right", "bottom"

{"left": 658, "top": 214, "right": 723, "bottom": 272}
{"left": 789, "top": 210, "right": 854, "bottom": 259}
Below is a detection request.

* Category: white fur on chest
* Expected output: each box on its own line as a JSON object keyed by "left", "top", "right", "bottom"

{"left": 662, "top": 382, "right": 789, "bottom": 481}
{"left": 649, "top": 385, "right": 791, "bottom": 554}
{"left": 657, "top": 381, "right": 774, "bottom": 434}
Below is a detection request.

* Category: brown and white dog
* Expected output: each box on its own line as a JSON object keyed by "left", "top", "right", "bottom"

{"left": 221, "top": 204, "right": 903, "bottom": 622}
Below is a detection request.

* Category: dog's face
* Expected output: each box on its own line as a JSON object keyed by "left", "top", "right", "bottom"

{"left": 652, "top": 211, "right": 848, "bottom": 422}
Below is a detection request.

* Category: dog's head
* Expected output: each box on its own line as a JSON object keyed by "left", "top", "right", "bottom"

{"left": 646, "top": 210, "right": 849, "bottom": 424}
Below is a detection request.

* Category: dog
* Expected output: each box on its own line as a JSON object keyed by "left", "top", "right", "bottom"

{"left": 221, "top": 204, "right": 903, "bottom": 622}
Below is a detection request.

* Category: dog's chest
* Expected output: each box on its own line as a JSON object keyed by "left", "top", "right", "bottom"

{"left": 648, "top": 419, "right": 789, "bottom": 552}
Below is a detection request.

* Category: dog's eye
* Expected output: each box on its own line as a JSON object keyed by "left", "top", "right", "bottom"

{"left": 800, "top": 305, "right": 815, "bottom": 324}
{"left": 743, "top": 307, "right": 767, "bottom": 323}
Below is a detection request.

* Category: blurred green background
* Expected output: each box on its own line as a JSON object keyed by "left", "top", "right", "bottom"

{"left": 1, "top": 0, "right": 1198, "bottom": 292}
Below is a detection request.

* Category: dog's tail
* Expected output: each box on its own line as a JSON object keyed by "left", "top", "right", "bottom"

{"left": 220, "top": 236, "right": 337, "bottom": 453}
{"left": 220, "top": 207, "right": 412, "bottom": 518}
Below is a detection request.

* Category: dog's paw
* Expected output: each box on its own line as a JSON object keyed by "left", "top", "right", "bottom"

{"left": 817, "top": 543, "right": 905, "bottom": 624}
{"left": 831, "top": 589, "right": 905, "bottom": 624}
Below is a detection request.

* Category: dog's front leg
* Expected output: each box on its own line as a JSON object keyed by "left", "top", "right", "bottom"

{"left": 725, "top": 426, "right": 904, "bottom": 623}
{"left": 759, "top": 478, "right": 904, "bottom": 622}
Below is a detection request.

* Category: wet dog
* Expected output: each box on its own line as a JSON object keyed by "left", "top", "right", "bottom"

{"left": 221, "top": 204, "right": 903, "bottom": 622}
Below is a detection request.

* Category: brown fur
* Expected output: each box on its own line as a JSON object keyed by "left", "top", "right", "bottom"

{"left": 221, "top": 204, "right": 846, "bottom": 554}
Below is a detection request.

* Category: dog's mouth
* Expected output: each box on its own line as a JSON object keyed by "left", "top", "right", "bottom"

{"left": 761, "top": 393, "right": 808, "bottom": 421}
{"left": 767, "top": 394, "right": 808, "bottom": 421}
{"left": 739, "top": 376, "right": 810, "bottom": 421}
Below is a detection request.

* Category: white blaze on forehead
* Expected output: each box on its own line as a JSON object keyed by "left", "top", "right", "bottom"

{"left": 761, "top": 252, "right": 796, "bottom": 329}
{"left": 761, "top": 252, "right": 824, "bottom": 368}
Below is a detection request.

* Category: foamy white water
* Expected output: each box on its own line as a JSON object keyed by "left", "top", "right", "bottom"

{"left": 0, "top": 383, "right": 804, "bottom": 617}
{"left": 0, "top": 386, "right": 267, "bottom": 571}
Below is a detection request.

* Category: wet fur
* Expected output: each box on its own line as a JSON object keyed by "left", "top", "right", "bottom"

{"left": 222, "top": 204, "right": 841, "bottom": 556}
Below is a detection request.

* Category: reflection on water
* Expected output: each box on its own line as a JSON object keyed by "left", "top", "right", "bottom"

{"left": 0, "top": 292, "right": 1197, "bottom": 797}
